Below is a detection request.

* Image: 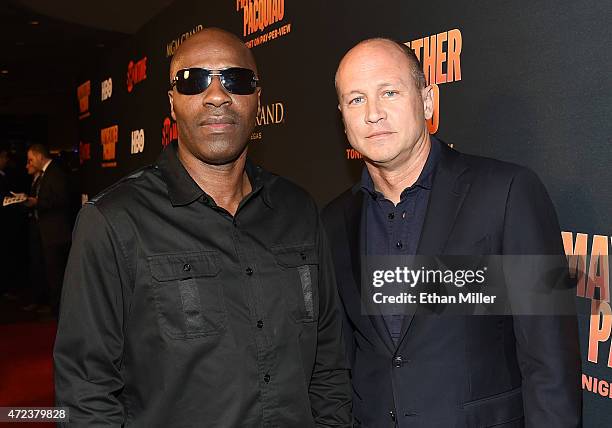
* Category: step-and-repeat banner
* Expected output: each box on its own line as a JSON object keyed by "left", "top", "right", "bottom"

{"left": 75, "top": 1, "right": 611, "bottom": 424}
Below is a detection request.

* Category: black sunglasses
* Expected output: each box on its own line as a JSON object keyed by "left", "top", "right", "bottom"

{"left": 171, "top": 67, "right": 259, "bottom": 95}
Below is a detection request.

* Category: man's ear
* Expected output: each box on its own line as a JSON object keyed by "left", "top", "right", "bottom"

{"left": 168, "top": 90, "right": 176, "bottom": 121}
{"left": 422, "top": 85, "right": 434, "bottom": 120}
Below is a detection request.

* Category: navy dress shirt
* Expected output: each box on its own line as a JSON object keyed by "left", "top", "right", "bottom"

{"left": 361, "top": 139, "right": 441, "bottom": 344}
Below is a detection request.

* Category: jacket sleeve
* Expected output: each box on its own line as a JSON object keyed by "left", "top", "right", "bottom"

{"left": 308, "top": 216, "right": 352, "bottom": 427}
{"left": 320, "top": 204, "right": 357, "bottom": 368}
{"left": 502, "top": 168, "right": 582, "bottom": 427}
{"left": 54, "top": 203, "right": 129, "bottom": 427}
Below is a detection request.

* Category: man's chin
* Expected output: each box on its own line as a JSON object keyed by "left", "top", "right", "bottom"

{"left": 361, "top": 152, "right": 397, "bottom": 165}
{"left": 178, "top": 132, "right": 252, "bottom": 167}
{"left": 198, "top": 145, "right": 249, "bottom": 166}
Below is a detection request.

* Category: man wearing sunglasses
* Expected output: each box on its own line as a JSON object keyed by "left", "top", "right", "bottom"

{"left": 55, "top": 28, "right": 351, "bottom": 427}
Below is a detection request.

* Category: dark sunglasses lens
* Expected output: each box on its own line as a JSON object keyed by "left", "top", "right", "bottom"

{"left": 221, "top": 68, "right": 257, "bottom": 95}
{"left": 175, "top": 69, "right": 210, "bottom": 95}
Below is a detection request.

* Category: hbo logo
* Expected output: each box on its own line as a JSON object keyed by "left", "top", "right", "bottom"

{"left": 101, "top": 78, "right": 113, "bottom": 101}
{"left": 131, "top": 129, "right": 145, "bottom": 154}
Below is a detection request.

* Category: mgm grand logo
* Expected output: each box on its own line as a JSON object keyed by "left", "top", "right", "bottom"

{"left": 166, "top": 24, "right": 204, "bottom": 58}
{"left": 251, "top": 102, "right": 285, "bottom": 140}
{"left": 256, "top": 102, "right": 284, "bottom": 126}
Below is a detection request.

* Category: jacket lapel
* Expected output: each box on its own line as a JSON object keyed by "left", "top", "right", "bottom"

{"left": 396, "top": 141, "right": 471, "bottom": 347}
{"left": 344, "top": 185, "right": 396, "bottom": 355}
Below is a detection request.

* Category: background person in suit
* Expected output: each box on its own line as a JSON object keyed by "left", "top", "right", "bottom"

{"left": 21, "top": 152, "right": 46, "bottom": 311}
{"left": 22, "top": 144, "right": 72, "bottom": 316}
{"left": 322, "top": 38, "right": 581, "bottom": 427}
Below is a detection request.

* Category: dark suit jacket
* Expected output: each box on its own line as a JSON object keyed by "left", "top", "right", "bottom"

{"left": 322, "top": 140, "right": 581, "bottom": 428}
{"left": 36, "top": 160, "right": 72, "bottom": 247}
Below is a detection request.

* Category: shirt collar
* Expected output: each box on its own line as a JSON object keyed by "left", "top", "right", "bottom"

{"left": 42, "top": 159, "right": 52, "bottom": 173}
{"left": 360, "top": 136, "right": 441, "bottom": 199}
{"left": 156, "top": 141, "right": 273, "bottom": 208}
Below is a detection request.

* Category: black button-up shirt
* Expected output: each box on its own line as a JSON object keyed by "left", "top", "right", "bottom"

{"left": 361, "top": 139, "right": 440, "bottom": 343}
{"left": 54, "top": 142, "right": 351, "bottom": 427}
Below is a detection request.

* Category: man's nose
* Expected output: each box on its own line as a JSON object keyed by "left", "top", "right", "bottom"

{"left": 202, "top": 76, "right": 232, "bottom": 108}
{"left": 365, "top": 98, "right": 385, "bottom": 123}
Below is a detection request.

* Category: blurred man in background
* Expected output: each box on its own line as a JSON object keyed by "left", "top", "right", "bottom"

{"left": 21, "top": 144, "right": 71, "bottom": 316}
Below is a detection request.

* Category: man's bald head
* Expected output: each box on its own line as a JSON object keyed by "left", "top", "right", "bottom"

{"left": 166, "top": 27, "right": 260, "bottom": 167}
{"left": 334, "top": 37, "right": 434, "bottom": 172}
{"left": 335, "top": 38, "right": 426, "bottom": 95}
{"left": 169, "top": 28, "right": 257, "bottom": 82}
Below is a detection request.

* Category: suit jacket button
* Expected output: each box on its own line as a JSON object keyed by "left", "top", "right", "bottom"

{"left": 389, "top": 410, "right": 396, "bottom": 421}
{"left": 393, "top": 356, "right": 403, "bottom": 368}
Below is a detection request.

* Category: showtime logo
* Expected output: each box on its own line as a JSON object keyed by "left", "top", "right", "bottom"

{"left": 127, "top": 57, "right": 147, "bottom": 93}
{"left": 131, "top": 129, "right": 145, "bottom": 154}
{"left": 101, "top": 77, "right": 112, "bottom": 101}
{"left": 162, "top": 117, "right": 178, "bottom": 148}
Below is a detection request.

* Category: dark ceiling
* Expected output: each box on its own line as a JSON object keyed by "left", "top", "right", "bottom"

{"left": 0, "top": 0, "right": 174, "bottom": 103}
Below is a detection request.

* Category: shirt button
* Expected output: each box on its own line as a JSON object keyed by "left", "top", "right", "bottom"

{"left": 388, "top": 212, "right": 395, "bottom": 220}
{"left": 263, "top": 374, "right": 271, "bottom": 383}
{"left": 245, "top": 267, "right": 253, "bottom": 276}
{"left": 183, "top": 263, "right": 191, "bottom": 272}
{"left": 257, "top": 320, "right": 264, "bottom": 329}
{"left": 396, "top": 241, "right": 403, "bottom": 249}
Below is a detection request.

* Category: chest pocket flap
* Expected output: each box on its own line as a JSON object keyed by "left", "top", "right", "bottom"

{"left": 148, "top": 251, "right": 224, "bottom": 339}
{"left": 271, "top": 245, "right": 318, "bottom": 267}
{"left": 149, "top": 251, "right": 220, "bottom": 281}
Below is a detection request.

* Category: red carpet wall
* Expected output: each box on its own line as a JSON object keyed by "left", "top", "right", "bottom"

{"left": 75, "top": 1, "right": 611, "bottom": 425}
